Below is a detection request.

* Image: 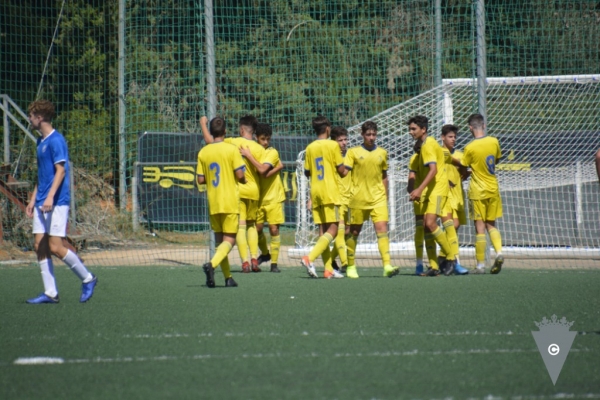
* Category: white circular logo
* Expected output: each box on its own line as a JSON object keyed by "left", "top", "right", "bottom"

{"left": 548, "top": 344, "right": 560, "bottom": 356}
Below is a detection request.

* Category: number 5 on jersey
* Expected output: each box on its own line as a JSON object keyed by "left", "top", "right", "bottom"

{"left": 315, "top": 157, "right": 324, "bottom": 180}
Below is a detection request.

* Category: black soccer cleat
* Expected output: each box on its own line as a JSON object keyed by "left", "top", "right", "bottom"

{"left": 225, "top": 277, "right": 238, "bottom": 287}
{"left": 491, "top": 254, "right": 504, "bottom": 274}
{"left": 420, "top": 267, "right": 440, "bottom": 277}
{"left": 257, "top": 253, "right": 271, "bottom": 265}
{"left": 202, "top": 262, "right": 216, "bottom": 288}
{"left": 270, "top": 263, "right": 281, "bottom": 273}
{"left": 443, "top": 260, "right": 456, "bottom": 276}
{"left": 331, "top": 260, "right": 339, "bottom": 271}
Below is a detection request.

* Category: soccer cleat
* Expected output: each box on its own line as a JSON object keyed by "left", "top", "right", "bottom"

{"left": 80, "top": 275, "right": 98, "bottom": 303}
{"left": 251, "top": 258, "right": 261, "bottom": 273}
{"left": 270, "top": 263, "right": 281, "bottom": 273}
{"left": 454, "top": 262, "right": 469, "bottom": 275}
{"left": 26, "top": 293, "right": 59, "bottom": 304}
{"left": 345, "top": 265, "right": 359, "bottom": 279}
{"left": 241, "top": 261, "right": 251, "bottom": 273}
{"left": 472, "top": 267, "right": 486, "bottom": 274}
{"left": 383, "top": 265, "right": 400, "bottom": 278}
{"left": 300, "top": 256, "right": 318, "bottom": 278}
{"left": 203, "top": 262, "right": 216, "bottom": 288}
{"left": 421, "top": 267, "right": 440, "bottom": 277}
{"left": 225, "top": 277, "right": 238, "bottom": 287}
{"left": 257, "top": 253, "right": 271, "bottom": 265}
{"left": 323, "top": 269, "right": 344, "bottom": 279}
{"left": 491, "top": 254, "right": 504, "bottom": 274}
{"left": 443, "top": 260, "right": 455, "bottom": 276}
{"left": 415, "top": 264, "right": 424, "bottom": 276}
{"left": 331, "top": 260, "right": 339, "bottom": 271}
{"left": 437, "top": 257, "right": 447, "bottom": 274}
{"left": 340, "top": 265, "right": 347, "bottom": 274}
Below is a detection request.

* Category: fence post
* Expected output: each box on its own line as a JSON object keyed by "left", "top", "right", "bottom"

{"left": 475, "top": 0, "right": 487, "bottom": 122}
{"left": 118, "top": 0, "right": 127, "bottom": 210}
{"left": 575, "top": 160, "right": 583, "bottom": 246}
{"left": 3, "top": 96, "right": 10, "bottom": 165}
{"left": 132, "top": 162, "right": 139, "bottom": 232}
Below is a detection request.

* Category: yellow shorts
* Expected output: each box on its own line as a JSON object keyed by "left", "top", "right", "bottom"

{"left": 452, "top": 206, "right": 467, "bottom": 225}
{"left": 424, "top": 195, "right": 450, "bottom": 217}
{"left": 412, "top": 201, "right": 426, "bottom": 216}
{"left": 209, "top": 213, "right": 239, "bottom": 234}
{"left": 469, "top": 196, "right": 503, "bottom": 221}
{"left": 312, "top": 204, "right": 339, "bottom": 225}
{"left": 349, "top": 205, "right": 389, "bottom": 225}
{"left": 339, "top": 204, "right": 350, "bottom": 224}
{"left": 256, "top": 202, "right": 285, "bottom": 225}
{"left": 239, "top": 198, "right": 258, "bottom": 222}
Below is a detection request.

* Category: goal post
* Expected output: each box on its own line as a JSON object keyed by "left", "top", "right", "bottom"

{"left": 290, "top": 74, "right": 600, "bottom": 268}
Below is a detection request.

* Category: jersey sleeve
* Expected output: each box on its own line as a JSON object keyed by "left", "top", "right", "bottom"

{"left": 382, "top": 149, "right": 388, "bottom": 172}
{"left": 421, "top": 139, "right": 437, "bottom": 166}
{"left": 344, "top": 149, "right": 355, "bottom": 170}
{"left": 334, "top": 146, "right": 343, "bottom": 167}
{"left": 196, "top": 150, "right": 205, "bottom": 176}
{"left": 460, "top": 146, "right": 472, "bottom": 167}
{"left": 232, "top": 149, "right": 245, "bottom": 172}
{"left": 263, "top": 148, "right": 280, "bottom": 168}
{"left": 51, "top": 137, "right": 68, "bottom": 164}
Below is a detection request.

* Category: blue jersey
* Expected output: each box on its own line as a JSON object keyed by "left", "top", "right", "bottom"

{"left": 36, "top": 130, "right": 70, "bottom": 207}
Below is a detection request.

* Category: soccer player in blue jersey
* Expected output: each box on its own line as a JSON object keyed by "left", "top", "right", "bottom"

{"left": 25, "top": 100, "right": 97, "bottom": 304}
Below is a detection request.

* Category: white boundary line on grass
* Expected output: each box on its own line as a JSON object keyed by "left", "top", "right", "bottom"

{"left": 13, "top": 347, "right": 593, "bottom": 367}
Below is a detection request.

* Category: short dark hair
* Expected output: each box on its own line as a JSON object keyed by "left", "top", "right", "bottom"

{"left": 209, "top": 117, "right": 226, "bottom": 138}
{"left": 239, "top": 115, "right": 258, "bottom": 133}
{"left": 256, "top": 122, "right": 272, "bottom": 137}
{"left": 441, "top": 124, "right": 459, "bottom": 136}
{"left": 467, "top": 113, "right": 485, "bottom": 130}
{"left": 28, "top": 100, "right": 56, "bottom": 122}
{"left": 361, "top": 121, "right": 377, "bottom": 134}
{"left": 330, "top": 126, "right": 348, "bottom": 140}
{"left": 312, "top": 115, "right": 331, "bottom": 135}
{"left": 407, "top": 115, "right": 428, "bottom": 132}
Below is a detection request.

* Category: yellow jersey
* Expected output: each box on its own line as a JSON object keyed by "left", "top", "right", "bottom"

{"left": 419, "top": 136, "right": 449, "bottom": 199}
{"left": 461, "top": 136, "right": 502, "bottom": 200}
{"left": 259, "top": 147, "right": 286, "bottom": 205}
{"left": 344, "top": 145, "right": 388, "bottom": 209}
{"left": 225, "top": 137, "right": 265, "bottom": 200}
{"left": 304, "top": 139, "right": 343, "bottom": 207}
{"left": 196, "top": 141, "right": 245, "bottom": 215}
{"left": 444, "top": 148, "right": 464, "bottom": 209}
{"left": 409, "top": 152, "right": 429, "bottom": 198}
{"left": 336, "top": 151, "right": 352, "bottom": 206}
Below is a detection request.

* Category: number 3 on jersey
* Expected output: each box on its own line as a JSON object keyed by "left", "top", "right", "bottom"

{"left": 209, "top": 162, "right": 221, "bottom": 187}
{"left": 315, "top": 157, "right": 324, "bottom": 180}
{"left": 486, "top": 155, "right": 496, "bottom": 175}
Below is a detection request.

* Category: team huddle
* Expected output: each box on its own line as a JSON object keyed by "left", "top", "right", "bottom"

{"left": 197, "top": 112, "right": 505, "bottom": 288}
{"left": 23, "top": 98, "right": 505, "bottom": 299}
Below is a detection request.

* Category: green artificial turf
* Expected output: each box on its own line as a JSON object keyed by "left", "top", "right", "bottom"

{"left": 1, "top": 265, "right": 599, "bottom": 399}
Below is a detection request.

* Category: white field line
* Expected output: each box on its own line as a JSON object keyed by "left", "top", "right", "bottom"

{"left": 12, "top": 347, "right": 593, "bottom": 367}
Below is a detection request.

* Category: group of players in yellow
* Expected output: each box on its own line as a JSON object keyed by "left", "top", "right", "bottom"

{"left": 196, "top": 112, "right": 505, "bottom": 288}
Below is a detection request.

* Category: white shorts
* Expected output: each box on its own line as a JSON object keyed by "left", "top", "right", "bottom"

{"left": 33, "top": 205, "right": 69, "bottom": 237}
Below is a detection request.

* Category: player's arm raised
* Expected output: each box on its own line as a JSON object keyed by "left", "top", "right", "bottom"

{"left": 200, "top": 116, "right": 214, "bottom": 144}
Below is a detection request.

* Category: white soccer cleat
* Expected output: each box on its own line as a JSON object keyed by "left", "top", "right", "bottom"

{"left": 301, "top": 256, "right": 318, "bottom": 278}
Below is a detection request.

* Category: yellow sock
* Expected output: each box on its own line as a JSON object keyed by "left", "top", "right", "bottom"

{"left": 220, "top": 256, "right": 232, "bottom": 279}
{"left": 443, "top": 220, "right": 459, "bottom": 260}
{"left": 476, "top": 234, "right": 487, "bottom": 264}
{"left": 488, "top": 228, "right": 502, "bottom": 255}
{"left": 322, "top": 246, "right": 333, "bottom": 272}
{"left": 247, "top": 222, "right": 258, "bottom": 259}
{"left": 346, "top": 234, "right": 358, "bottom": 266}
{"left": 377, "top": 232, "right": 391, "bottom": 265}
{"left": 309, "top": 232, "right": 334, "bottom": 262}
{"left": 270, "top": 235, "right": 281, "bottom": 264}
{"left": 335, "top": 224, "right": 348, "bottom": 266}
{"left": 432, "top": 227, "right": 453, "bottom": 260}
{"left": 424, "top": 234, "right": 438, "bottom": 270}
{"left": 211, "top": 241, "right": 233, "bottom": 268}
{"left": 236, "top": 225, "right": 249, "bottom": 263}
{"left": 415, "top": 220, "right": 424, "bottom": 261}
{"left": 258, "top": 230, "right": 269, "bottom": 255}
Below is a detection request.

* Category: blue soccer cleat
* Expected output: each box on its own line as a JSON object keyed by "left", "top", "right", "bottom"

{"left": 80, "top": 275, "right": 98, "bottom": 303}
{"left": 454, "top": 262, "right": 469, "bottom": 275}
{"left": 26, "top": 293, "right": 60, "bottom": 304}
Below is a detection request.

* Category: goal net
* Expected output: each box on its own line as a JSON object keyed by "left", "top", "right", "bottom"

{"left": 292, "top": 75, "right": 600, "bottom": 268}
